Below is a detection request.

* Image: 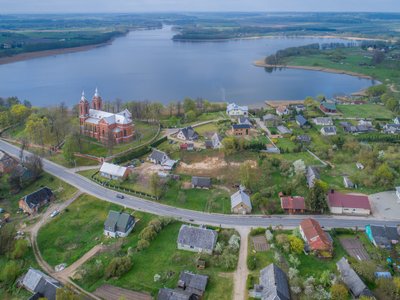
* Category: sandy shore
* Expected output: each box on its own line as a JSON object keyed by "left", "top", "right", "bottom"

{"left": 253, "top": 60, "right": 374, "bottom": 80}
{"left": 0, "top": 40, "right": 113, "bottom": 66}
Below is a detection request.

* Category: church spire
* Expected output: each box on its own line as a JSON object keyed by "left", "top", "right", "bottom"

{"left": 80, "top": 90, "right": 87, "bottom": 102}
{"left": 94, "top": 87, "right": 99, "bottom": 98}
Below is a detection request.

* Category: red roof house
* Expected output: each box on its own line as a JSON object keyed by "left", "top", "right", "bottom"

{"left": 299, "top": 218, "right": 333, "bottom": 257}
{"left": 279, "top": 193, "right": 305, "bottom": 214}
{"left": 327, "top": 190, "right": 371, "bottom": 216}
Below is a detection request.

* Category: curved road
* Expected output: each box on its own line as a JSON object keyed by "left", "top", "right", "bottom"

{"left": 1, "top": 139, "right": 398, "bottom": 229}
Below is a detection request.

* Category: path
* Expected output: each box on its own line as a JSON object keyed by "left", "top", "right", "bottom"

{"left": 306, "top": 149, "right": 330, "bottom": 167}
{"left": 69, "top": 165, "right": 101, "bottom": 173}
{"left": 233, "top": 227, "right": 250, "bottom": 300}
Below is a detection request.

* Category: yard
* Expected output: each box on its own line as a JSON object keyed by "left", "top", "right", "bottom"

{"left": 194, "top": 122, "right": 219, "bottom": 137}
{"left": 337, "top": 104, "right": 394, "bottom": 119}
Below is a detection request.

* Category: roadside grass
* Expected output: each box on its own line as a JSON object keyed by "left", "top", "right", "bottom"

{"left": 76, "top": 221, "right": 235, "bottom": 299}
{"left": 0, "top": 172, "right": 77, "bottom": 214}
{"left": 337, "top": 104, "right": 394, "bottom": 119}
{"left": 37, "top": 194, "right": 122, "bottom": 267}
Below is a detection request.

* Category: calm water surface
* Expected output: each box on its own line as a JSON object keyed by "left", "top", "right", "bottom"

{"left": 0, "top": 26, "right": 375, "bottom": 106}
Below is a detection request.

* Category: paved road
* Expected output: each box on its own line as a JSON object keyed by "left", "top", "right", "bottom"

{"left": 1, "top": 139, "right": 399, "bottom": 229}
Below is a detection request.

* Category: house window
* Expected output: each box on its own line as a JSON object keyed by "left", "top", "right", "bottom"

{"left": 102, "top": 130, "right": 105, "bottom": 136}
{"left": 124, "top": 129, "right": 127, "bottom": 136}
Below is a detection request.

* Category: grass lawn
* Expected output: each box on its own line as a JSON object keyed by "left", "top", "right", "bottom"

{"left": 0, "top": 172, "right": 77, "bottom": 214}
{"left": 76, "top": 221, "right": 235, "bottom": 299}
{"left": 275, "top": 137, "right": 298, "bottom": 153}
{"left": 337, "top": 104, "right": 394, "bottom": 119}
{"left": 37, "top": 194, "right": 122, "bottom": 267}
{"left": 194, "top": 122, "right": 219, "bottom": 137}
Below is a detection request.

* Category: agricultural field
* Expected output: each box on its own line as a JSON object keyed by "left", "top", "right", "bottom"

{"left": 337, "top": 104, "right": 394, "bottom": 119}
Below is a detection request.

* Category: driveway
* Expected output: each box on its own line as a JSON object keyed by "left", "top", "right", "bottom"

{"left": 369, "top": 191, "right": 400, "bottom": 220}
{"left": 233, "top": 227, "right": 250, "bottom": 300}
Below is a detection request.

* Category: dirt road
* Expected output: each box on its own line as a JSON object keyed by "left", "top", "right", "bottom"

{"left": 233, "top": 227, "right": 250, "bottom": 300}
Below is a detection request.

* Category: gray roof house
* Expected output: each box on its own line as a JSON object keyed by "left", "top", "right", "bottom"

{"left": 177, "top": 126, "right": 199, "bottom": 141}
{"left": 320, "top": 126, "right": 337, "bottom": 136}
{"left": 336, "top": 257, "right": 373, "bottom": 298}
{"left": 277, "top": 125, "right": 292, "bottom": 135}
{"left": 313, "top": 117, "right": 333, "bottom": 126}
{"left": 296, "top": 135, "right": 311, "bottom": 144}
{"left": 343, "top": 176, "right": 355, "bottom": 188}
{"left": 231, "top": 188, "right": 252, "bottom": 214}
{"left": 177, "top": 225, "right": 218, "bottom": 254}
{"left": 104, "top": 211, "right": 135, "bottom": 238}
{"left": 191, "top": 176, "right": 211, "bottom": 189}
{"left": 295, "top": 115, "right": 308, "bottom": 127}
{"left": 211, "top": 132, "right": 223, "bottom": 149}
{"left": 251, "top": 263, "right": 290, "bottom": 300}
{"left": 19, "top": 187, "right": 54, "bottom": 215}
{"left": 158, "top": 271, "right": 208, "bottom": 300}
{"left": 148, "top": 149, "right": 169, "bottom": 165}
{"left": 22, "top": 268, "right": 62, "bottom": 300}
{"left": 239, "top": 116, "right": 252, "bottom": 126}
{"left": 263, "top": 114, "right": 281, "bottom": 126}
{"left": 366, "top": 224, "right": 400, "bottom": 249}
{"left": 306, "top": 166, "right": 320, "bottom": 188}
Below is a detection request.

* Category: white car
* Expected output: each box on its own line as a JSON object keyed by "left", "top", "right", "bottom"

{"left": 50, "top": 210, "right": 60, "bottom": 218}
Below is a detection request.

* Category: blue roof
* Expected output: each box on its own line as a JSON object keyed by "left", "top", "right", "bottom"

{"left": 296, "top": 115, "right": 307, "bottom": 126}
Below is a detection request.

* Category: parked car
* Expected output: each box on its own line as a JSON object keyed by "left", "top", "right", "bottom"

{"left": 0, "top": 208, "right": 4, "bottom": 213}
{"left": 116, "top": 194, "right": 125, "bottom": 199}
{"left": 50, "top": 210, "right": 60, "bottom": 218}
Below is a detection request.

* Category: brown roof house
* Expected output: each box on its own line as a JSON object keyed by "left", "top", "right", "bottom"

{"left": 299, "top": 218, "right": 333, "bottom": 258}
{"left": 232, "top": 123, "right": 251, "bottom": 136}
{"left": 177, "top": 225, "right": 218, "bottom": 255}
{"left": 231, "top": 187, "right": 252, "bottom": 214}
{"left": 19, "top": 187, "right": 54, "bottom": 215}
{"left": 327, "top": 190, "right": 371, "bottom": 216}
{"left": 279, "top": 193, "right": 305, "bottom": 214}
{"left": 0, "top": 150, "right": 17, "bottom": 174}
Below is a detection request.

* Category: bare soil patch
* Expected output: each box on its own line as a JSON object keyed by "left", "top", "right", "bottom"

{"left": 251, "top": 235, "right": 269, "bottom": 252}
{"left": 94, "top": 284, "right": 152, "bottom": 300}
{"left": 339, "top": 237, "right": 370, "bottom": 261}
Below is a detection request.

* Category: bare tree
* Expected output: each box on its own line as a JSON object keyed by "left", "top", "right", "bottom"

{"left": 105, "top": 130, "right": 116, "bottom": 155}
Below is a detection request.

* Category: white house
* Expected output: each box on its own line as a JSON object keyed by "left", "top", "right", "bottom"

{"left": 104, "top": 211, "right": 135, "bottom": 238}
{"left": 99, "top": 162, "right": 129, "bottom": 180}
{"left": 393, "top": 117, "right": 400, "bottom": 125}
{"left": 276, "top": 105, "right": 289, "bottom": 116}
{"left": 231, "top": 187, "right": 252, "bottom": 214}
{"left": 320, "top": 126, "right": 337, "bottom": 136}
{"left": 226, "top": 103, "right": 248, "bottom": 117}
{"left": 177, "top": 225, "right": 218, "bottom": 254}
{"left": 327, "top": 190, "right": 371, "bottom": 216}
{"left": 211, "top": 132, "right": 223, "bottom": 149}
{"left": 148, "top": 149, "right": 177, "bottom": 170}
{"left": 177, "top": 126, "right": 199, "bottom": 141}
{"left": 313, "top": 117, "right": 333, "bottom": 126}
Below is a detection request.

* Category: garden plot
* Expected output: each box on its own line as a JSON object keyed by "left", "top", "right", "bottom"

{"left": 339, "top": 237, "right": 370, "bottom": 261}
{"left": 94, "top": 284, "right": 152, "bottom": 300}
{"left": 251, "top": 235, "right": 269, "bottom": 252}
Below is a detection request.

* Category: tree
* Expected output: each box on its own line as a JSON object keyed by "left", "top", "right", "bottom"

{"left": 24, "top": 114, "right": 50, "bottom": 146}
{"left": 288, "top": 236, "right": 304, "bottom": 254}
{"left": 24, "top": 154, "right": 43, "bottom": 181}
{"left": 63, "top": 134, "right": 78, "bottom": 164}
{"left": 307, "top": 180, "right": 328, "bottom": 213}
{"left": 352, "top": 261, "right": 377, "bottom": 283}
{"left": 221, "top": 137, "right": 237, "bottom": 155}
{"left": 12, "top": 239, "right": 28, "bottom": 259}
{"left": 239, "top": 161, "right": 253, "bottom": 189}
{"left": 183, "top": 98, "right": 197, "bottom": 114}
{"left": 185, "top": 110, "right": 197, "bottom": 122}
{"left": 374, "top": 163, "right": 395, "bottom": 188}
{"left": 137, "top": 239, "right": 150, "bottom": 251}
{"left": 0, "top": 260, "right": 22, "bottom": 289}
{"left": 149, "top": 173, "right": 163, "bottom": 199}
{"left": 293, "top": 159, "right": 306, "bottom": 175}
{"left": 105, "top": 256, "right": 133, "bottom": 279}
{"left": 10, "top": 104, "right": 30, "bottom": 123}
{"left": 372, "top": 50, "right": 385, "bottom": 65}
{"left": 105, "top": 130, "right": 116, "bottom": 155}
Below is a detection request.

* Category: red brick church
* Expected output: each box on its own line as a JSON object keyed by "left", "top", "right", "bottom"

{"left": 79, "top": 88, "right": 134, "bottom": 143}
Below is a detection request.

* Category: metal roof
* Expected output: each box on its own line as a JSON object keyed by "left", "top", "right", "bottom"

{"left": 100, "top": 162, "right": 127, "bottom": 178}
{"left": 177, "top": 225, "right": 218, "bottom": 252}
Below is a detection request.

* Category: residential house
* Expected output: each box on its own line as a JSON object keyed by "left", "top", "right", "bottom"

{"left": 231, "top": 188, "right": 252, "bottom": 214}
{"left": 204, "top": 140, "right": 213, "bottom": 149}
{"left": 19, "top": 187, "right": 54, "bottom": 215}
{"left": 313, "top": 117, "right": 333, "bottom": 126}
{"left": 226, "top": 103, "right": 248, "bottom": 117}
{"left": 177, "top": 225, "right": 218, "bottom": 254}
{"left": 356, "top": 162, "right": 364, "bottom": 170}
{"left": 280, "top": 193, "right": 305, "bottom": 214}
{"left": 232, "top": 124, "right": 251, "bottom": 136}
{"left": 292, "top": 104, "right": 306, "bottom": 113}
{"left": 0, "top": 150, "right": 17, "bottom": 174}
{"left": 104, "top": 211, "right": 135, "bottom": 238}
{"left": 383, "top": 123, "right": 400, "bottom": 134}
{"left": 177, "top": 126, "right": 199, "bottom": 141}
{"left": 148, "top": 149, "right": 177, "bottom": 170}
{"left": 320, "top": 126, "right": 336, "bottom": 136}
{"left": 191, "top": 176, "right": 211, "bottom": 189}
{"left": 276, "top": 105, "right": 289, "bottom": 116}
{"left": 181, "top": 142, "right": 194, "bottom": 151}
{"left": 296, "top": 135, "right": 311, "bottom": 144}
{"left": 299, "top": 218, "right": 333, "bottom": 257}
{"left": 320, "top": 101, "right": 337, "bottom": 113}
{"left": 239, "top": 116, "right": 252, "bottom": 126}
{"left": 158, "top": 271, "right": 208, "bottom": 300}
{"left": 99, "top": 162, "right": 129, "bottom": 180}
{"left": 393, "top": 117, "right": 400, "bottom": 125}
{"left": 365, "top": 224, "right": 400, "bottom": 249}
{"left": 327, "top": 190, "right": 371, "bottom": 216}
{"left": 250, "top": 263, "right": 290, "bottom": 300}
{"left": 336, "top": 257, "right": 373, "bottom": 298}
{"left": 358, "top": 119, "right": 373, "bottom": 127}
{"left": 343, "top": 176, "right": 355, "bottom": 189}
{"left": 21, "top": 268, "right": 62, "bottom": 300}
{"left": 211, "top": 132, "right": 223, "bottom": 149}
{"left": 277, "top": 125, "right": 292, "bottom": 135}
{"left": 306, "top": 166, "right": 320, "bottom": 188}
{"left": 263, "top": 114, "right": 281, "bottom": 127}
{"left": 295, "top": 115, "right": 308, "bottom": 127}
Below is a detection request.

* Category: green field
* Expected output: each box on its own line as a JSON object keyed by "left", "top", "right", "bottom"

{"left": 337, "top": 104, "right": 394, "bottom": 119}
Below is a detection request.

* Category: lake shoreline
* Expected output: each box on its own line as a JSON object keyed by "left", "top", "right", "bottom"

{"left": 253, "top": 60, "right": 375, "bottom": 80}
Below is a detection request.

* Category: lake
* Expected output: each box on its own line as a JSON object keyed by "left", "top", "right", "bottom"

{"left": 0, "top": 26, "right": 375, "bottom": 107}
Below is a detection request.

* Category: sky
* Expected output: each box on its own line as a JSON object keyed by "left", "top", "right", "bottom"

{"left": 1, "top": 0, "right": 400, "bottom": 14}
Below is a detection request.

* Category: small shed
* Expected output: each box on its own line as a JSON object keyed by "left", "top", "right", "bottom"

{"left": 191, "top": 176, "right": 212, "bottom": 189}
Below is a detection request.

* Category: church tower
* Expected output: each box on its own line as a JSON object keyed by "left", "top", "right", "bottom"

{"left": 92, "top": 87, "right": 103, "bottom": 110}
{"left": 79, "top": 91, "right": 89, "bottom": 132}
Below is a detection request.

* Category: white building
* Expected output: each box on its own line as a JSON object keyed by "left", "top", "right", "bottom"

{"left": 226, "top": 103, "right": 248, "bottom": 117}
{"left": 320, "top": 126, "right": 337, "bottom": 136}
{"left": 99, "top": 162, "right": 129, "bottom": 180}
{"left": 313, "top": 117, "right": 333, "bottom": 126}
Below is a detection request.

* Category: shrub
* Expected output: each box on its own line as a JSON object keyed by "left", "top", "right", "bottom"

{"left": 246, "top": 274, "right": 255, "bottom": 290}
{"left": 0, "top": 260, "right": 22, "bottom": 288}
{"left": 247, "top": 255, "right": 257, "bottom": 270}
{"left": 105, "top": 256, "right": 132, "bottom": 279}
{"left": 137, "top": 239, "right": 150, "bottom": 251}
{"left": 12, "top": 239, "right": 29, "bottom": 259}
{"left": 250, "top": 228, "right": 266, "bottom": 236}
{"left": 330, "top": 283, "right": 348, "bottom": 300}
{"left": 288, "top": 236, "right": 304, "bottom": 254}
